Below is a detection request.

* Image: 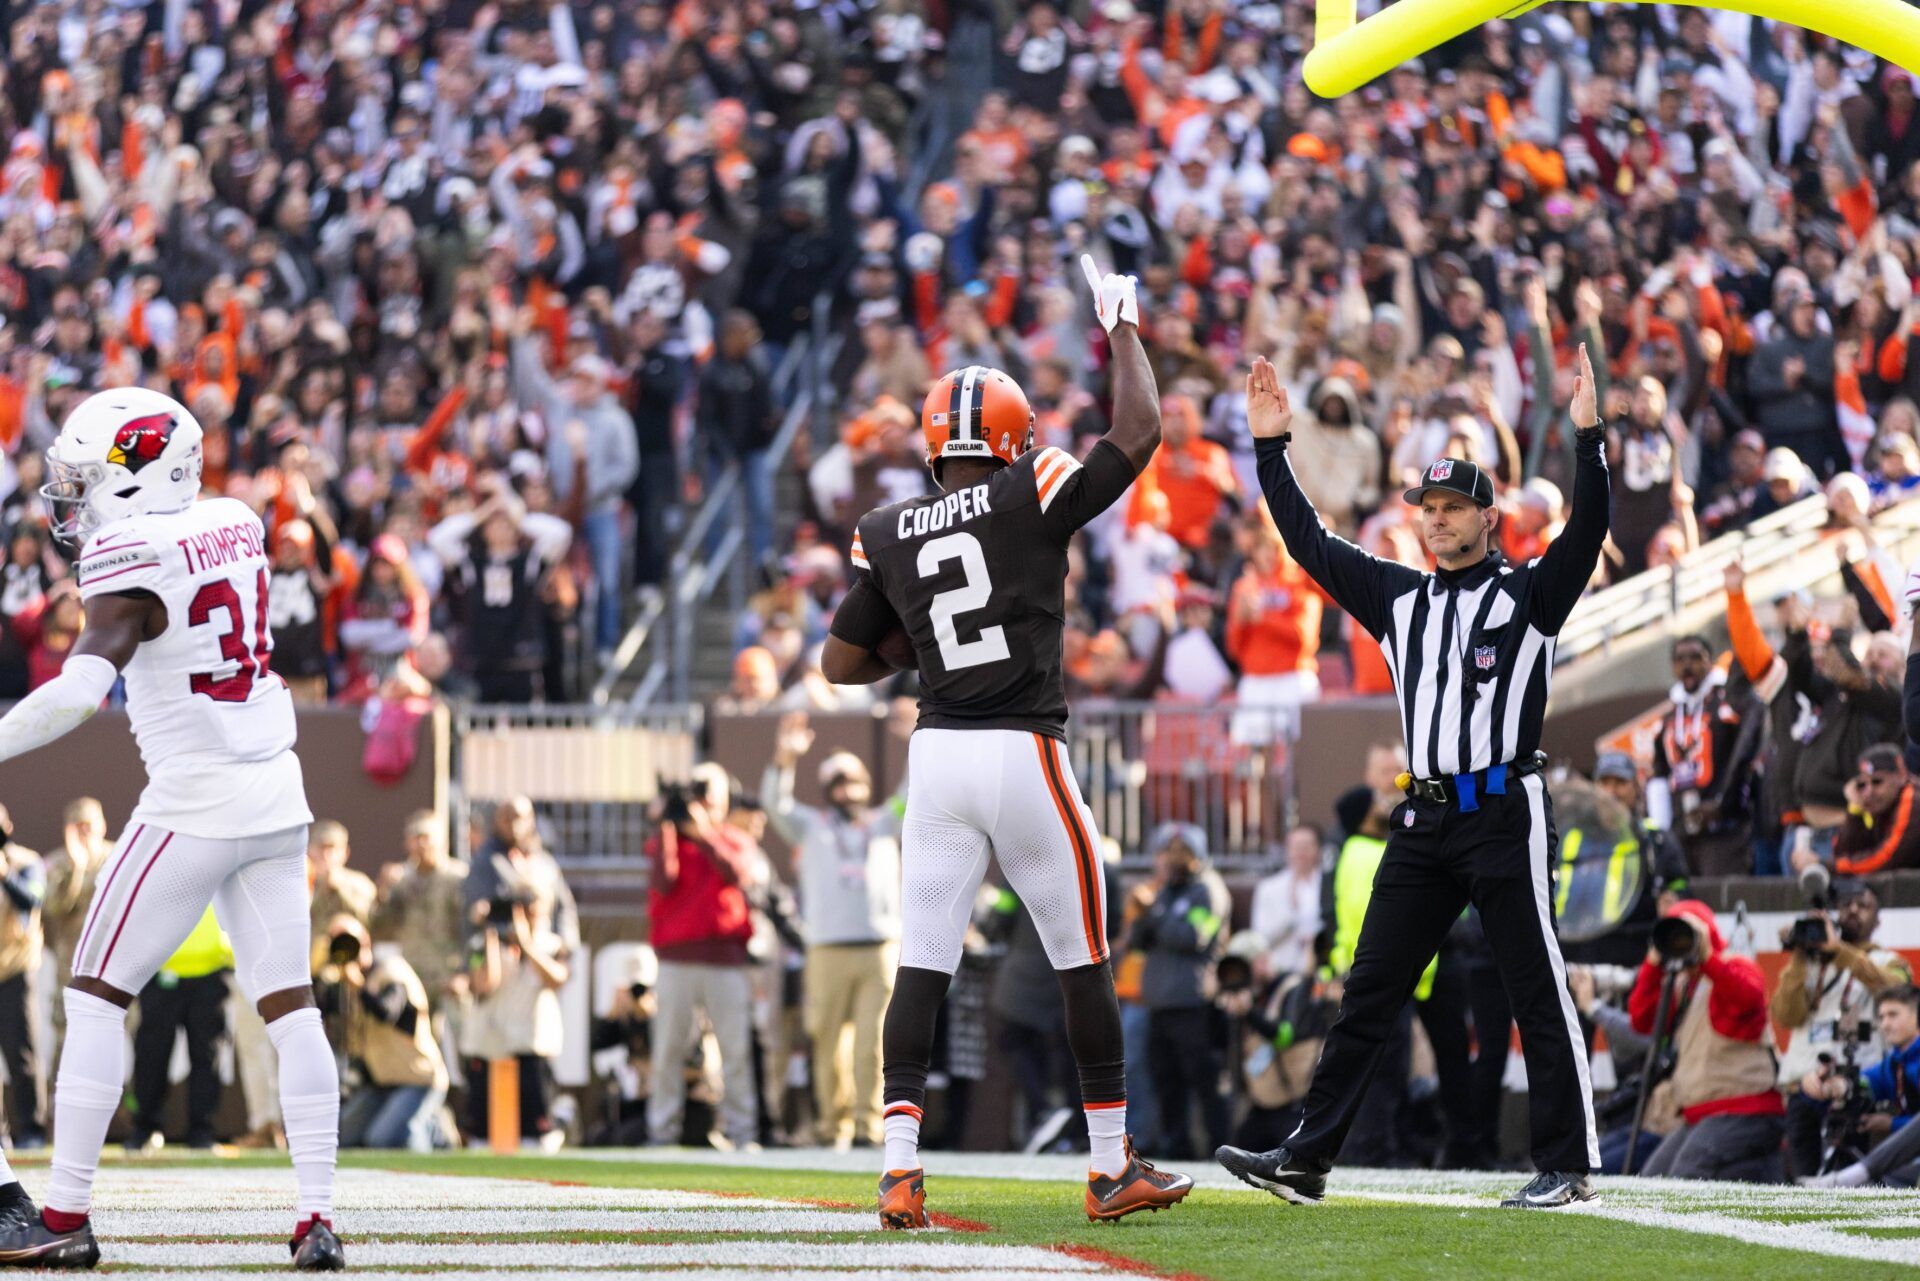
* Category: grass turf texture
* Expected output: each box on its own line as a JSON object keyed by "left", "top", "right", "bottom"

{"left": 327, "top": 1151, "right": 1920, "bottom": 1281}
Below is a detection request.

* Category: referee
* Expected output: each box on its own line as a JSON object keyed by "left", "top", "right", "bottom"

{"left": 1218, "top": 346, "right": 1609, "bottom": 1209}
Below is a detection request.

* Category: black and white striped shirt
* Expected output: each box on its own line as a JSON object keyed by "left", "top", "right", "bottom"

{"left": 1258, "top": 433, "right": 1610, "bottom": 780}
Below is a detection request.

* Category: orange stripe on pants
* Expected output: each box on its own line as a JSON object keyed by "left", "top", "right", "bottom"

{"left": 1034, "top": 734, "right": 1105, "bottom": 965}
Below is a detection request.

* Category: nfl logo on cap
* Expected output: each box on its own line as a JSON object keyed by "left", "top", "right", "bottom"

{"left": 1430, "top": 460, "right": 1453, "bottom": 481}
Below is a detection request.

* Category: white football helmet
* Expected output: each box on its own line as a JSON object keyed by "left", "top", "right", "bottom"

{"left": 42, "top": 387, "right": 204, "bottom": 544}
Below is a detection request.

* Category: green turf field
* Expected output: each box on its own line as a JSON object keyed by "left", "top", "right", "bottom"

{"left": 37, "top": 1148, "right": 1920, "bottom": 1278}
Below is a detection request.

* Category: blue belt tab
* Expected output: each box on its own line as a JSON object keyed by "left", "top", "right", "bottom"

{"left": 1455, "top": 771, "right": 1478, "bottom": 813}
{"left": 1486, "top": 763, "right": 1508, "bottom": 796}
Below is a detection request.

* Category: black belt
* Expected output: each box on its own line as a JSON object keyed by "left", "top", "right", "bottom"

{"left": 1401, "top": 752, "right": 1547, "bottom": 812}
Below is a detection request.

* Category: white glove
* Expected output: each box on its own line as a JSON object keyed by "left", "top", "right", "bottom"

{"left": 903, "top": 231, "right": 944, "bottom": 275}
{"left": 1080, "top": 253, "right": 1139, "bottom": 333}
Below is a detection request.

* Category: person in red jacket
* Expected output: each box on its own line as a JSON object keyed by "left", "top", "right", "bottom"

{"left": 644, "top": 763, "right": 760, "bottom": 1150}
{"left": 1628, "top": 899, "right": 1784, "bottom": 1181}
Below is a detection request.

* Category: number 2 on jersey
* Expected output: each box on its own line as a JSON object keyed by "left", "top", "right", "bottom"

{"left": 917, "top": 532, "right": 1010, "bottom": 671}
{"left": 188, "top": 569, "right": 274, "bottom": 702}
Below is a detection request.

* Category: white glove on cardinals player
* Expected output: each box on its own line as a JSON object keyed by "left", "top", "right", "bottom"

{"left": 1080, "top": 253, "right": 1139, "bottom": 332}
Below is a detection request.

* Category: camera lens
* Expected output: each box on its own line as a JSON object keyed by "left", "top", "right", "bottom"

{"left": 1651, "top": 916, "right": 1696, "bottom": 961}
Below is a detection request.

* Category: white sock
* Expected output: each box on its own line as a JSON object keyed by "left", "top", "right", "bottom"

{"left": 1827, "top": 1162, "right": 1871, "bottom": 1189}
{"left": 267, "top": 1008, "right": 339, "bottom": 1220}
{"left": 1086, "top": 1103, "right": 1127, "bottom": 1177}
{"left": 47, "top": 991, "right": 128, "bottom": 1217}
{"left": 882, "top": 1103, "right": 922, "bottom": 1172}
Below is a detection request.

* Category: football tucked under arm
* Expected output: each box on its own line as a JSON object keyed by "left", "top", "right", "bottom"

{"left": 873, "top": 624, "right": 918, "bottom": 671}
{"left": 824, "top": 574, "right": 916, "bottom": 684}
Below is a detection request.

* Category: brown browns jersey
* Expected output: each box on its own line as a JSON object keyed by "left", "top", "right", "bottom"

{"left": 850, "top": 441, "right": 1137, "bottom": 739}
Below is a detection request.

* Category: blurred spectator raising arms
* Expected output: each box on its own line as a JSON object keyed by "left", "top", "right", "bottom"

{"left": 762, "top": 712, "right": 903, "bottom": 1151}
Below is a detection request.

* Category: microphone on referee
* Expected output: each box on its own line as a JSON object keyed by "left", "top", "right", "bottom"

{"left": 1217, "top": 345, "right": 1612, "bottom": 1209}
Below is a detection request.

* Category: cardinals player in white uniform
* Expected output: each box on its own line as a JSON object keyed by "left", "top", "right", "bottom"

{"left": 0, "top": 388, "right": 343, "bottom": 1271}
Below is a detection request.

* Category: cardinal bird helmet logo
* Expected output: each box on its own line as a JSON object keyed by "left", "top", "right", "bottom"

{"left": 106, "top": 413, "right": 177, "bottom": 474}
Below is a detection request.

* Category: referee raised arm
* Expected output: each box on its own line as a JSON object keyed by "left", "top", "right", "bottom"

{"left": 1218, "top": 345, "right": 1610, "bottom": 1209}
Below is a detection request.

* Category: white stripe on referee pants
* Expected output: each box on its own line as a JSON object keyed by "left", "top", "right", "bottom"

{"left": 1524, "top": 772, "right": 1602, "bottom": 1169}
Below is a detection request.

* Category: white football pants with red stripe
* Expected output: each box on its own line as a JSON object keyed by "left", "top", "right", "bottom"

{"left": 900, "top": 728, "right": 1109, "bottom": 973}
{"left": 70, "top": 823, "right": 313, "bottom": 1001}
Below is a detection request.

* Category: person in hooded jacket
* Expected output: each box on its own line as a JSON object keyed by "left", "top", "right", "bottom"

{"left": 1628, "top": 899, "right": 1784, "bottom": 1182}
{"left": 1284, "top": 375, "right": 1380, "bottom": 541}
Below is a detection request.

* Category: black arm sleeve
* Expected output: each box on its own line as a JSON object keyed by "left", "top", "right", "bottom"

{"left": 1254, "top": 437, "right": 1418, "bottom": 640}
{"left": 828, "top": 575, "right": 903, "bottom": 650}
{"left": 1707, "top": 693, "right": 1767, "bottom": 809}
{"left": 1041, "top": 439, "right": 1139, "bottom": 539}
{"left": 1840, "top": 561, "right": 1894, "bottom": 635}
{"left": 1527, "top": 427, "right": 1612, "bottom": 633}
{"left": 1783, "top": 628, "right": 1822, "bottom": 701}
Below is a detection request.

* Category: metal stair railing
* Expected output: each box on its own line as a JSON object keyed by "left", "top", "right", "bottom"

{"left": 1557, "top": 493, "right": 1920, "bottom": 665}
{"left": 651, "top": 307, "right": 840, "bottom": 706}
{"left": 589, "top": 336, "right": 814, "bottom": 706}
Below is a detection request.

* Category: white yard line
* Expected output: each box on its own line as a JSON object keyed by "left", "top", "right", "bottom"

{"left": 109, "top": 1240, "right": 1098, "bottom": 1269}
{"left": 115, "top": 1273, "right": 1081, "bottom": 1280}
{"left": 102, "top": 1208, "right": 879, "bottom": 1237}
{"left": 593, "top": 1148, "right": 1920, "bottom": 1266}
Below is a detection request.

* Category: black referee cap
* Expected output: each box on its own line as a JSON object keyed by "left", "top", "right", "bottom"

{"left": 1403, "top": 457, "right": 1495, "bottom": 508}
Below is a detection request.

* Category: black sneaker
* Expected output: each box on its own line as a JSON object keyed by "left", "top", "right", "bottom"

{"left": 290, "top": 1217, "right": 346, "bottom": 1271}
{"left": 0, "top": 1195, "right": 35, "bottom": 1238}
{"left": 0, "top": 1212, "right": 99, "bottom": 1269}
{"left": 1214, "top": 1145, "right": 1328, "bottom": 1204}
{"left": 1500, "top": 1171, "right": 1598, "bottom": 1208}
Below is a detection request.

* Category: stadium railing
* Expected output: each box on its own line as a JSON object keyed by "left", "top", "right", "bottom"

{"left": 450, "top": 702, "right": 703, "bottom": 869}
{"left": 592, "top": 315, "right": 827, "bottom": 708}
{"left": 1557, "top": 493, "right": 1920, "bottom": 665}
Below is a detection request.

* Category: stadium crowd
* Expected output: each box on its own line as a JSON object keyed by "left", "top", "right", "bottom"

{"left": 0, "top": 0, "right": 1916, "bottom": 718}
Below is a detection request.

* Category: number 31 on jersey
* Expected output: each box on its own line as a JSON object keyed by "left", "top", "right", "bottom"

{"left": 189, "top": 568, "right": 279, "bottom": 702}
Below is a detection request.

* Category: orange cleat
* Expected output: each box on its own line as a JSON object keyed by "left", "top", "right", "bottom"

{"left": 1085, "top": 1139, "right": 1194, "bottom": 1222}
{"left": 878, "top": 1168, "right": 928, "bottom": 1230}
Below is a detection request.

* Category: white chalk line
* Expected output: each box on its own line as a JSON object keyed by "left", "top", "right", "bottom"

{"left": 106, "top": 1241, "right": 1097, "bottom": 1269}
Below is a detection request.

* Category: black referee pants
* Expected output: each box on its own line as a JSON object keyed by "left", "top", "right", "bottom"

{"left": 1288, "top": 775, "right": 1600, "bottom": 1174}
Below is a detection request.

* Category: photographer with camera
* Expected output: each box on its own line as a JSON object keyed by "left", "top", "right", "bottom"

{"left": 326, "top": 916, "right": 448, "bottom": 1152}
{"left": 645, "top": 763, "right": 760, "bottom": 1151}
{"left": 586, "top": 948, "right": 658, "bottom": 1147}
{"left": 461, "top": 797, "right": 579, "bottom": 1149}
{"left": 1128, "top": 822, "right": 1233, "bottom": 1160}
{"left": 1628, "top": 900, "right": 1784, "bottom": 1181}
{"left": 1568, "top": 963, "right": 1678, "bottom": 1173}
{"left": 1804, "top": 985, "right": 1920, "bottom": 1187}
{"left": 1773, "top": 872, "right": 1911, "bottom": 1178}
{"left": 1224, "top": 927, "right": 1343, "bottom": 1155}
